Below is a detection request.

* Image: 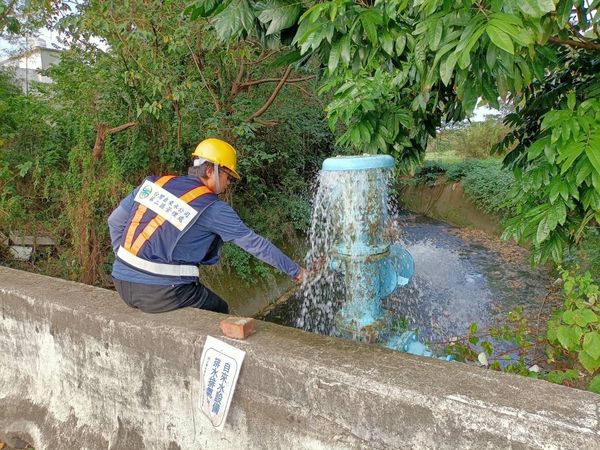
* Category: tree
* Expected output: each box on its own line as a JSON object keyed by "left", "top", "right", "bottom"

{"left": 2, "top": 0, "right": 332, "bottom": 285}
{"left": 0, "top": 0, "right": 21, "bottom": 34}
{"left": 498, "top": 45, "right": 600, "bottom": 264}
{"left": 198, "top": 0, "right": 600, "bottom": 264}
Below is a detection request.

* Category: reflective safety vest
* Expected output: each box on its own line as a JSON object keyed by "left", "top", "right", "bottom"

{"left": 116, "top": 175, "right": 218, "bottom": 277}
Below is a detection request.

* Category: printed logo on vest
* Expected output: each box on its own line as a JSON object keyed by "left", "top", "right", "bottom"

{"left": 134, "top": 179, "right": 199, "bottom": 231}
{"left": 139, "top": 185, "right": 152, "bottom": 199}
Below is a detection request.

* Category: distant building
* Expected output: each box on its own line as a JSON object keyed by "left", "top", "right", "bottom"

{"left": 0, "top": 38, "right": 61, "bottom": 93}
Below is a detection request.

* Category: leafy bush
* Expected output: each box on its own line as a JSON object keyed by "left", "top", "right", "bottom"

{"left": 411, "top": 160, "right": 448, "bottom": 186}
{"left": 460, "top": 160, "right": 515, "bottom": 216}
{"left": 501, "top": 90, "right": 600, "bottom": 266}
{"left": 566, "top": 230, "right": 600, "bottom": 281}
{"left": 0, "top": 37, "right": 332, "bottom": 284}
{"left": 412, "top": 158, "right": 514, "bottom": 216}
{"left": 220, "top": 244, "right": 272, "bottom": 283}
{"left": 445, "top": 159, "right": 481, "bottom": 181}
{"left": 546, "top": 269, "right": 600, "bottom": 380}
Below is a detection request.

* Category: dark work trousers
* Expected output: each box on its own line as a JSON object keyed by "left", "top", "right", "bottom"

{"left": 113, "top": 278, "right": 229, "bottom": 314}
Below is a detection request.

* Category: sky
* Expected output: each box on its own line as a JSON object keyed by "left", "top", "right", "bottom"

{"left": 470, "top": 104, "right": 501, "bottom": 122}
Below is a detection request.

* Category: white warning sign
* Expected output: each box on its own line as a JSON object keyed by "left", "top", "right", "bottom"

{"left": 200, "top": 335, "right": 246, "bottom": 431}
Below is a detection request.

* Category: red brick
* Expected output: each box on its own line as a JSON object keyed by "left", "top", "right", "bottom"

{"left": 219, "top": 317, "right": 256, "bottom": 340}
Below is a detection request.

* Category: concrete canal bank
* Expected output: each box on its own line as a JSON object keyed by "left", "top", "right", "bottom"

{"left": 1, "top": 266, "right": 598, "bottom": 449}
{"left": 399, "top": 181, "right": 502, "bottom": 236}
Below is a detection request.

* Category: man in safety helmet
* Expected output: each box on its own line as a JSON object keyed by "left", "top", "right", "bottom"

{"left": 108, "top": 138, "right": 305, "bottom": 314}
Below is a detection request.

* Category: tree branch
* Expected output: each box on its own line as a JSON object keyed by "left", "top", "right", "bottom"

{"left": 149, "top": 19, "right": 160, "bottom": 54}
{"left": 93, "top": 122, "right": 137, "bottom": 160}
{"left": 108, "top": 121, "right": 137, "bottom": 134}
{"left": 239, "top": 75, "right": 315, "bottom": 90}
{"left": 92, "top": 123, "right": 109, "bottom": 161}
{"left": 568, "top": 21, "right": 585, "bottom": 40}
{"left": 0, "top": 0, "right": 17, "bottom": 23}
{"left": 247, "top": 65, "right": 292, "bottom": 122}
{"left": 548, "top": 36, "right": 600, "bottom": 51}
{"left": 245, "top": 49, "right": 278, "bottom": 66}
{"left": 227, "top": 60, "right": 246, "bottom": 106}
{"left": 575, "top": 3, "right": 588, "bottom": 31}
{"left": 186, "top": 40, "right": 221, "bottom": 112}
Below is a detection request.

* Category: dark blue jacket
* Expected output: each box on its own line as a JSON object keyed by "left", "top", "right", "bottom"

{"left": 109, "top": 175, "right": 301, "bottom": 285}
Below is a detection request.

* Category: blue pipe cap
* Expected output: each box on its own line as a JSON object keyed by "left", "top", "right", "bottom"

{"left": 322, "top": 154, "right": 395, "bottom": 172}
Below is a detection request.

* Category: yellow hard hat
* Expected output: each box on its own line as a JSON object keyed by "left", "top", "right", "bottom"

{"left": 191, "top": 138, "right": 241, "bottom": 179}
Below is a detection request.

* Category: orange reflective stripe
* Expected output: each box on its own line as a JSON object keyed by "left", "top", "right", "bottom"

{"left": 123, "top": 175, "right": 174, "bottom": 251}
{"left": 124, "top": 206, "right": 147, "bottom": 250}
{"left": 128, "top": 184, "right": 212, "bottom": 256}
{"left": 179, "top": 186, "right": 211, "bottom": 203}
{"left": 129, "top": 215, "right": 167, "bottom": 255}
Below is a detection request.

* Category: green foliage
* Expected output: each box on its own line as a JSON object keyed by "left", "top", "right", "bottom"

{"left": 295, "top": 0, "right": 455, "bottom": 170}
{"left": 389, "top": 316, "right": 410, "bottom": 334}
{"left": 589, "top": 374, "right": 600, "bottom": 394}
{"left": 194, "top": 0, "right": 600, "bottom": 267}
{"left": 546, "top": 269, "right": 600, "bottom": 377}
{"left": 492, "top": 37, "right": 600, "bottom": 265}
{"left": 446, "top": 306, "right": 534, "bottom": 377}
{"left": 2, "top": 0, "right": 333, "bottom": 284}
{"left": 220, "top": 243, "right": 272, "bottom": 282}
{"left": 291, "top": 0, "right": 595, "bottom": 166}
{"left": 429, "top": 118, "right": 512, "bottom": 160}
{"left": 565, "top": 229, "right": 600, "bottom": 280}
{"left": 461, "top": 160, "right": 515, "bottom": 216}
{"left": 412, "top": 160, "right": 447, "bottom": 186}
{"left": 199, "top": 0, "right": 600, "bottom": 199}
{"left": 0, "top": 70, "right": 75, "bottom": 232}
{"left": 448, "top": 268, "right": 600, "bottom": 393}
{"left": 502, "top": 75, "right": 600, "bottom": 264}
{"left": 411, "top": 158, "right": 514, "bottom": 216}
{"left": 0, "top": 1, "right": 21, "bottom": 34}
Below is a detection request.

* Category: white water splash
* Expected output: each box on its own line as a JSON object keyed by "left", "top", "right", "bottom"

{"left": 297, "top": 168, "right": 394, "bottom": 335}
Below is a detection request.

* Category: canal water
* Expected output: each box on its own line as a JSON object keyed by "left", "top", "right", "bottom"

{"left": 257, "top": 212, "right": 552, "bottom": 354}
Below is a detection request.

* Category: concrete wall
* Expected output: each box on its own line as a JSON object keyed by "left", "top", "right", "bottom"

{"left": 399, "top": 181, "right": 502, "bottom": 236}
{"left": 1, "top": 266, "right": 598, "bottom": 450}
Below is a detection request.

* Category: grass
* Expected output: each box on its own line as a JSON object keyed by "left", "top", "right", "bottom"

{"left": 424, "top": 149, "right": 464, "bottom": 164}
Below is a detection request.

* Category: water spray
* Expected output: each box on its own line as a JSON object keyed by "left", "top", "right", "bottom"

{"left": 320, "top": 155, "right": 415, "bottom": 337}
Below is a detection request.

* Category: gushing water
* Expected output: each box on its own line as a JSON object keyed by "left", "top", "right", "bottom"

{"left": 296, "top": 169, "right": 353, "bottom": 335}
{"left": 262, "top": 158, "right": 550, "bottom": 358}
{"left": 297, "top": 164, "right": 407, "bottom": 339}
{"left": 262, "top": 208, "right": 551, "bottom": 355}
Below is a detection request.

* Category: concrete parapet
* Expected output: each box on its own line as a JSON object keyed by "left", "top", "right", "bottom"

{"left": 0, "top": 266, "right": 598, "bottom": 449}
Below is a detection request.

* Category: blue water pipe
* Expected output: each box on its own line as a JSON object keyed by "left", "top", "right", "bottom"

{"left": 318, "top": 155, "right": 452, "bottom": 359}
{"left": 321, "top": 155, "right": 415, "bottom": 330}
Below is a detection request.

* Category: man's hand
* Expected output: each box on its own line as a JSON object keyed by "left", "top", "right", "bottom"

{"left": 294, "top": 267, "right": 306, "bottom": 284}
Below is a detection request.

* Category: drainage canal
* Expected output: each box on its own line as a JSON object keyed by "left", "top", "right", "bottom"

{"left": 258, "top": 156, "right": 551, "bottom": 358}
